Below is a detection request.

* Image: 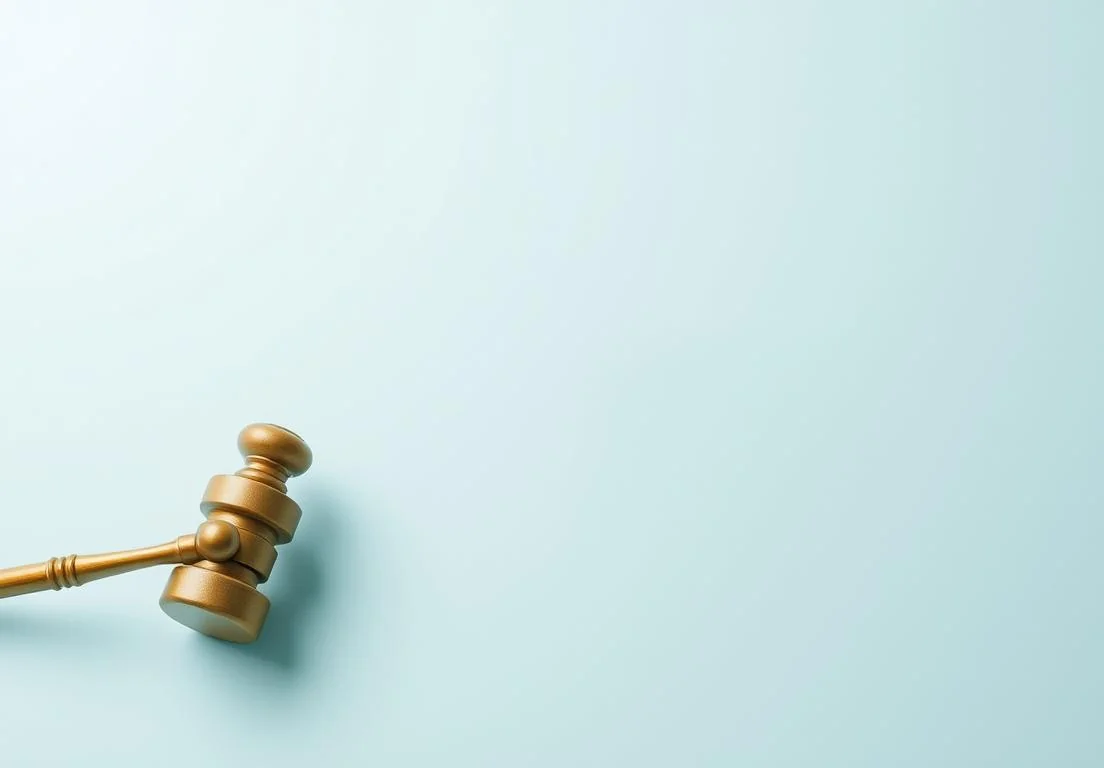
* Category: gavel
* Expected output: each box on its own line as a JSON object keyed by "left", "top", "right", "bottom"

{"left": 0, "top": 423, "right": 312, "bottom": 644}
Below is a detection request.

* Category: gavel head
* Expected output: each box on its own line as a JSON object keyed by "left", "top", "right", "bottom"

{"left": 159, "top": 423, "right": 313, "bottom": 643}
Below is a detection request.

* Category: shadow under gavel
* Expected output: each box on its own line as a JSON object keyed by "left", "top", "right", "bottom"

{"left": 0, "top": 423, "right": 313, "bottom": 644}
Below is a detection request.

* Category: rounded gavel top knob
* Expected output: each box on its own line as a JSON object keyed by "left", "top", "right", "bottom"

{"left": 237, "top": 423, "right": 313, "bottom": 478}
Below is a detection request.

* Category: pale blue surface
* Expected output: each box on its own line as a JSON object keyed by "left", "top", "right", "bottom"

{"left": 0, "top": 3, "right": 1101, "bottom": 766}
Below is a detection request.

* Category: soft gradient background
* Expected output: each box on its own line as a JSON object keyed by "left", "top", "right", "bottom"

{"left": 0, "top": 2, "right": 1100, "bottom": 766}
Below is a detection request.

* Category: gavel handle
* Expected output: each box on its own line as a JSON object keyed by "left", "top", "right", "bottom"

{"left": 0, "top": 521, "right": 239, "bottom": 600}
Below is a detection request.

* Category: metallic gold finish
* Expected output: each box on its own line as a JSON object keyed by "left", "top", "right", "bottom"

{"left": 0, "top": 521, "right": 238, "bottom": 600}
{"left": 194, "top": 520, "right": 241, "bottom": 562}
{"left": 160, "top": 565, "right": 270, "bottom": 644}
{"left": 201, "top": 474, "right": 302, "bottom": 544}
{"left": 0, "top": 423, "right": 312, "bottom": 645}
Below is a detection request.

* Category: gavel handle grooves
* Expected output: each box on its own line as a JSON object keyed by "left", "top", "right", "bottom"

{"left": 0, "top": 522, "right": 238, "bottom": 600}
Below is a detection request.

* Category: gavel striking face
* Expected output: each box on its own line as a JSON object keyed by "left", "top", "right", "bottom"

{"left": 0, "top": 423, "right": 313, "bottom": 644}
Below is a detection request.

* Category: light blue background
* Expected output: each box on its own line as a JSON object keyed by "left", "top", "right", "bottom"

{"left": 0, "top": 2, "right": 1100, "bottom": 766}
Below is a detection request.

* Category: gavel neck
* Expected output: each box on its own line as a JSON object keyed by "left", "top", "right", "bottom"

{"left": 0, "top": 522, "right": 240, "bottom": 600}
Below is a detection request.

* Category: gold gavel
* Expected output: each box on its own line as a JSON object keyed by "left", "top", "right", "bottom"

{"left": 0, "top": 423, "right": 312, "bottom": 644}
